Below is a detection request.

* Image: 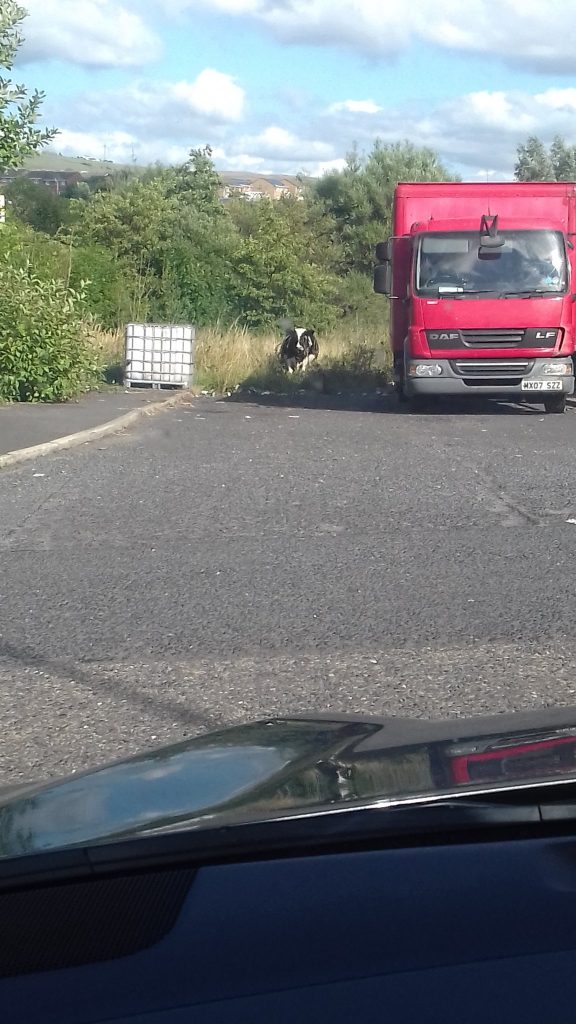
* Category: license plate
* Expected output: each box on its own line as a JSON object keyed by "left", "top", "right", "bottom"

{"left": 521, "top": 380, "right": 563, "bottom": 391}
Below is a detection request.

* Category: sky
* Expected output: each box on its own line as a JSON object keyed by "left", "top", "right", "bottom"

{"left": 12, "top": 0, "right": 576, "bottom": 179}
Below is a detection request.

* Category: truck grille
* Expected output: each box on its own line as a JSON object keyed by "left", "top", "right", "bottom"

{"left": 460, "top": 328, "right": 525, "bottom": 346}
{"left": 451, "top": 359, "right": 533, "bottom": 387}
{"left": 427, "top": 328, "right": 558, "bottom": 350}
{"left": 451, "top": 360, "right": 534, "bottom": 377}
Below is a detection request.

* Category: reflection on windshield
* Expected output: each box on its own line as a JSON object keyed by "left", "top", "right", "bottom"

{"left": 0, "top": 720, "right": 375, "bottom": 858}
{"left": 416, "top": 230, "right": 567, "bottom": 297}
{"left": 444, "top": 734, "right": 576, "bottom": 785}
{"left": 3, "top": 719, "right": 576, "bottom": 859}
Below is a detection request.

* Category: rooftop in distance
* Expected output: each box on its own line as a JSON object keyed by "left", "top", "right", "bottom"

{"left": 0, "top": 156, "right": 314, "bottom": 200}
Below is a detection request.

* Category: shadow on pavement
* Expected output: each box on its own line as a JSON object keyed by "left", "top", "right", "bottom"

{"left": 0, "top": 638, "right": 216, "bottom": 732}
{"left": 223, "top": 389, "right": 549, "bottom": 417}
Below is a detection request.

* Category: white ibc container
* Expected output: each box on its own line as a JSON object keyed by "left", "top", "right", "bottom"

{"left": 125, "top": 323, "right": 195, "bottom": 388}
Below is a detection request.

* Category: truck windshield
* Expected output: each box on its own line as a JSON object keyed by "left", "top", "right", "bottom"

{"left": 415, "top": 230, "right": 568, "bottom": 297}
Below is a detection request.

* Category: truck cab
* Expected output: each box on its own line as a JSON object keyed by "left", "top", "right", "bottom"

{"left": 375, "top": 182, "right": 576, "bottom": 412}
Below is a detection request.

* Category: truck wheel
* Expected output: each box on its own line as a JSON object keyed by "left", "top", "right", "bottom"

{"left": 543, "top": 395, "right": 566, "bottom": 414}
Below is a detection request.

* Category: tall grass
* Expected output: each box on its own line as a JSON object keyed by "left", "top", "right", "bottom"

{"left": 195, "top": 325, "right": 278, "bottom": 393}
{"left": 87, "top": 326, "right": 125, "bottom": 385}
{"left": 195, "top": 322, "right": 392, "bottom": 393}
{"left": 88, "top": 322, "right": 392, "bottom": 394}
{"left": 89, "top": 325, "right": 124, "bottom": 366}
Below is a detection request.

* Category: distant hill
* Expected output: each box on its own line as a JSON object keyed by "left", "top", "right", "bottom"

{"left": 1, "top": 155, "right": 314, "bottom": 204}
{"left": 21, "top": 154, "right": 313, "bottom": 185}
{"left": 21, "top": 152, "right": 133, "bottom": 175}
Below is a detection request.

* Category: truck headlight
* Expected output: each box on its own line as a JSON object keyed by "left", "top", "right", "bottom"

{"left": 542, "top": 362, "right": 573, "bottom": 375}
{"left": 409, "top": 363, "right": 443, "bottom": 377}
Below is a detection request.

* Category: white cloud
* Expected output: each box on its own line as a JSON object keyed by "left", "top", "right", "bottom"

{"left": 237, "top": 125, "right": 334, "bottom": 162}
{"left": 172, "top": 70, "right": 245, "bottom": 121}
{"left": 16, "top": 0, "right": 576, "bottom": 78}
{"left": 314, "top": 158, "right": 347, "bottom": 176}
{"left": 54, "top": 129, "right": 191, "bottom": 165}
{"left": 321, "top": 85, "right": 576, "bottom": 179}
{"left": 535, "top": 88, "right": 576, "bottom": 112}
{"left": 55, "top": 129, "right": 138, "bottom": 162}
{"left": 167, "top": 0, "right": 407, "bottom": 56}
{"left": 47, "top": 76, "right": 576, "bottom": 180}
{"left": 61, "top": 71, "right": 245, "bottom": 156}
{"left": 165, "top": 0, "right": 576, "bottom": 72}
{"left": 328, "top": 100, "right": 382, "bottom": 115}
{"left": 446, "top": 91, "right": 535, "bottom": 133}
{"left": 20, "top": 0, "right": 162, "bottom": 68}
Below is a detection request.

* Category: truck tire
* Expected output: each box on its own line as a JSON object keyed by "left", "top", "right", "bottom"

{"left": 543, "top": 395, "right": 566, "bottom": 414}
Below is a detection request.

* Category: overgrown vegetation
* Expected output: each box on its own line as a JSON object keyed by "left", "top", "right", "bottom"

{"left": 3, "top": 123, "right": 453, "bottom": 397}
{"left": 0, "top": 261, "right": 96, "bottom": 401}
{"left": 94, "top": 322, "right": 391, "bottom": 397}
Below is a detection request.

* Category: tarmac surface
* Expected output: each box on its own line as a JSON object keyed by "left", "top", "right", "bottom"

{"left": 0, "top": 389, "right": 175, "bottom": 455}
{"left": 2, "top": 390, "right": 576, "bottom": 782}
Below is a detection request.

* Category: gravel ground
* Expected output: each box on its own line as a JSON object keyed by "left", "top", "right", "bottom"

{"left": 2, "top": 393, "right": 576, "bottom": 781}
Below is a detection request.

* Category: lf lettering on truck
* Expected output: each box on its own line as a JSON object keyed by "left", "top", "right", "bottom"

{"left": 374, "top": 182, "right": 576, "bottom": 413}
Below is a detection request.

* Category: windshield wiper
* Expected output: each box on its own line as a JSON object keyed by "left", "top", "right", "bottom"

{"left": 452, "top": 289, "right": 502, "bottom": 298}
{"left": 501, "top": 289, "right": 562, "bottom": 298}
{"left": 423, "top": 289, "right": 501, "bottom": 299}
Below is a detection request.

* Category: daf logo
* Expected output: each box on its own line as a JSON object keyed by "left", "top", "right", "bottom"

{"left": 429, "top": 332, "right": 460, "bottom": 341}
{"left": 535, "top": 330, "right": 557, "bottom": 339}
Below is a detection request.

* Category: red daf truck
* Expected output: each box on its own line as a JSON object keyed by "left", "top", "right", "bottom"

{"left": 374, "top": 182, "right": 576, "bottom": 412}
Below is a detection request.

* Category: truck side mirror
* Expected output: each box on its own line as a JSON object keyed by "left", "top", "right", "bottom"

{"left": 374, "top": 263, "right": 392, "bottom": 295}
{"left": 375, "top": 240, "right": 392, "bottom": 262}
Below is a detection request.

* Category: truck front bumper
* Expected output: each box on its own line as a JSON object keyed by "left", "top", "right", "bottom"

{"left": 405, "top": 358, "right": 575, "bottom": 398}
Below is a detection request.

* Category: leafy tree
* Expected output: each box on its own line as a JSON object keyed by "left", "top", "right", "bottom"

{"left": 0, "top": 219, "right": 70, "bottom": 281}
{"left": 67, "top": 143, "right": 458, "bottom": 332}
{"left": 69, "top": 165, "right": 239, "bottom": 325}
{"left": 69, "top": 176, "right": 170, "bottom": 270}
{"left": 514, "top": 135, "right": 576, "bottom": 182}
{"left": 315, "top": 140, "right": 457, "bottom": 275}
{"left": 0, "top": 2, "right": 57, "bottom": 171}
{"left": 5, "top": 176, "right": 69, "bottom": 235}
{"left": 231, "top": 199, "right": 338, "bottom": 329}
{"left": 166, "top": 145, "right": 224, "bottom": 215}
{"left": 514, "top": 136, "right": 555, "bottom": 181}
{"left": 333, "top": 270, "right": 384, "bottom": 327}
{"left": 155, "top": 212, "right": 239, "bottom": 325}
{"left": 0, "top": 259, "right": 96, "bottom": 401}
{"left": 550, "top": 135, "right": 576, "bottom": 181}
{"left": 0, "top": 219, "right": 140, "bottom": 329}
{"left": 68, "top": 245, "right": 145, "bottom": 328}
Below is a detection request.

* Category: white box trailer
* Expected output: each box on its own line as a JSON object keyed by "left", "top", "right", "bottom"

{"left": 125, "top": 323, "right": 195, "bottom": 389}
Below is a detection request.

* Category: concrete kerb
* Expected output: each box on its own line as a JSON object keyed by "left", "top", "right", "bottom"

{"left": 0, "top": 390, "right": 194, "bottom": 471}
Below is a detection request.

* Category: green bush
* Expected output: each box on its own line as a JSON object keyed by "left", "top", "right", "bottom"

{"left": 68, "top": 244, "right": 146, "bottom": 329}
{"left": 0, "top": 221, "right": 70, "bottom": 282}
{"left": 5, "top": 177, "right": 70, "bottom": 235}
{"left": 0, "top": 259, "right": 97, "bottom": 401}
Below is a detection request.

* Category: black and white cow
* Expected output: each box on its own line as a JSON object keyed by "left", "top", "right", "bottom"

{"left": 278, "top": 328, "right": 319, "bottom": 373}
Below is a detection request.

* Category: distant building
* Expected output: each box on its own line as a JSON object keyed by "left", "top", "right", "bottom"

{"left": 218, "top": 173, "right": 304, "bottom": 202}
{"left": 0, "top": 168, "right": 109, "bottom": 196}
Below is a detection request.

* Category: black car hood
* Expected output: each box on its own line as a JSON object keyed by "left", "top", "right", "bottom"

{"left": 3, "top": 705, "right": 576, "bottom": 860}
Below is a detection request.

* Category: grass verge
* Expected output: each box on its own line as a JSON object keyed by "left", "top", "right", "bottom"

{"left": 90, "top": 323, "right": 392, "bottom": 395}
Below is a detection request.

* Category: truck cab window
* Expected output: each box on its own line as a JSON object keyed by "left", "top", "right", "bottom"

{"left": 415, "top": 230, "right": 567, "bottom": 296}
